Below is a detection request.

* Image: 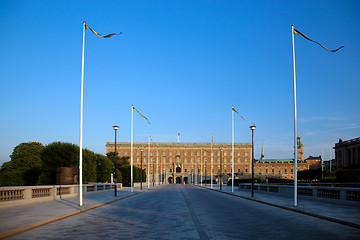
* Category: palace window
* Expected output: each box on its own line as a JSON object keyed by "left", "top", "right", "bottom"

{"left": 224, "top": 152, "right": 227, "bottom": 156}
{"left": 238, "top": 152, "right": 241, "bottom": 156}
{"left": 185, "top": 152, "right": 187, "bottom": 156}
{"left": 170, "top": 152, "right": 172, "bottom": 156}
{"left": 163, "top": 152, "right": 166, "bottom": 156}
{"left": 204, "top": 152, "right": 207, "bottom": 156}
{"left": 245, "top": 152, "right": 248, "bottom": 156}
{"left": 137, "top": 152, "right": 140, "bottom": 156}
{"left": 238, "top": 158, "right": 241, "bottom": 163}
{"left": 191, "top": 152, "right": 194, "bottom": 156}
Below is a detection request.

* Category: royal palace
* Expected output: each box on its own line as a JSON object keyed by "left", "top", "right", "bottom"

{"left": 106, "top": 137, "right": 309, "bottom": 184}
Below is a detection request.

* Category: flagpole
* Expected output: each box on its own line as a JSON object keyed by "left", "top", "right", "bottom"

{"left": 232, "top": 106, "right": 235, "bottom": 193}
{"left": 200, "top": 148, "right": 203, "bottom": 186}
{"left": 131, "top": 105, "right": 134, "bottom": 193}
{"left": 79, "top": 21, "right": 86, "bottom": 207}
{"left": 148, "top": 134, "right": 150, "bottom": 189}
{"left": 292, "top": 24, "right": 298, "bottom": 207}
{"left": 211, "top": 135, "right": 213, "bottom": 189}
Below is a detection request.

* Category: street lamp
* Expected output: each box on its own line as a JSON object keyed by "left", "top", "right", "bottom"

{"left": 112, "top": 125, "right": 119, "bottom": 197}
{"left": 250, "top": 125, "right": 256, "bottom": 197}
{"left": 205, "top": 159, "right": 207, "bottom": 187}
{"left": 140, "top": 149, "right": 143, "bottom": 190}
{"left": 220, "top": 149, "right": 223, "bottom": 191}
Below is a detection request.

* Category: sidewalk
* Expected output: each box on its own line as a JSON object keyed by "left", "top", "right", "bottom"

{"left": 198, "top": 184, "right": 360, "bottom": 227}
{"left": 0, "top": 186, "right": 150, "bottom": 239}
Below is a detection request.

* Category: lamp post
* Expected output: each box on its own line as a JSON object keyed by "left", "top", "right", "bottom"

{"left": 153, "top": 159, "right": 155, "bottom": 187}
{"left": 220, "top": 149, "right": 223, "bottom": 191}
{"left": 112, "top": 125, "right": 119, "bottom": 197}
{"left": 205, "top": 159, "right": 207, "bottom": 187}
{"left": 140, "top": 149, "right": 143, "bottom": 190}
{"left": 250, "top": 125, "right": 256, "bottom": 197}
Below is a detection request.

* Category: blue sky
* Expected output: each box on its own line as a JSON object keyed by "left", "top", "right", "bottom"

{"left": 1, "top": 0, "right": 359, "bottom": 166}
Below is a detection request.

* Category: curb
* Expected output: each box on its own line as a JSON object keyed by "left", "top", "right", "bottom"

{"left": 0, "top": 191, "right": 144, "bottom": 240}
{"left": 196, "top": 185, "right": 360, "bottom": 230}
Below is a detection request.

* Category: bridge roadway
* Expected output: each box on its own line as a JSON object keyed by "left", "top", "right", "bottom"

{"left": 1, "top": 184, "right": 359, "bottom": 239}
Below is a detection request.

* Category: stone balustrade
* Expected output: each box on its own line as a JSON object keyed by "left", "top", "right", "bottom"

{"left": 0, "top": 183, "right": 122, "bottom": 209}
{"left": 239, "top": 183, "right": 360, "bottom": 203}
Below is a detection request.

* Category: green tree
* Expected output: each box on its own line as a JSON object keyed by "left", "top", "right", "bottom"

{"left": 96, "top": 154, "right": 113, "bottom": 183}
{"left": 39, "top": 142, "right": 79, "bottom": 185}
{"left": 0, "top": 142, "right": 44, "bottom": 186}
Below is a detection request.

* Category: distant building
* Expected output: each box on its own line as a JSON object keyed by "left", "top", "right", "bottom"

{"left": 106, "top": 142, "right": 252, "bottom": 184}
{"left": 304, "top": 156, "right": 322, "bottom": 169}
{"left": 334, "top": 137, "right": 360, "bottom": 167}
{"left": 255, "top": 136, "right": 308, "bottom": 179}
{"left": 105, "top": 137, "right": 309, "bottom": 184}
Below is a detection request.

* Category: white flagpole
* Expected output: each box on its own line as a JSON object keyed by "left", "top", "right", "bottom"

{"left": 177, "top": 132, "right": 180, "bottom": 143}
{"left": 200, "top": 148, "right": 203, "bottom": 186}
{"left": 292, "top": 24, "right": 298, "bottom": 207}
{"left": 148, "top": 134, "right": 150, "bottom": 189}
{"left": 232, "top": 106, "right": 235, "bottom": 193}
{"left": 131, "top": 105, "right": 134, "bottom": 193}
{"left": 211, "top": 135, "right": 213, "bottom": 189}
{"left": 79, "top": 21, "right": 86, "bottom": 207}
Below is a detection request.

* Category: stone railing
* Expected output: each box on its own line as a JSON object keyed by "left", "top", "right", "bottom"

{"left": 0, "top": 183, "right": 122, "bottom": 209}
{"left": 239, "top": 184, "right": 360, "bottom": 203}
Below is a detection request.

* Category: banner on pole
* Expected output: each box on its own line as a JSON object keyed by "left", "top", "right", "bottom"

{"left": 293, "top": 28, "right": 344, "bottom": 52}
{"left": 133, "top": 106, "right": 151, "bottom": 124}
{"left": 85, "top": 23, "right": 122, "bottom": 38}
{"left": 232, "top": 107, "right": 255, "bottom": 126}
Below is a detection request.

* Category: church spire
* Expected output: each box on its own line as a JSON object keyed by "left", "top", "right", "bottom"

{"left": 260, "top": 142, "right": 265, "bottom": 160}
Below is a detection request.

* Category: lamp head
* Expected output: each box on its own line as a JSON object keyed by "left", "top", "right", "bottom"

{"left": 250, "top": 125, "right": 256, "bottom": 131}
{"left": 113, "top": 125, "right": 119, "bottom": 131}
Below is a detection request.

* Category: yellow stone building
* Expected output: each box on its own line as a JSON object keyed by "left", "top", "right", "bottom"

{"left": 106, "top": 140, "right": 309, "bottom": 183}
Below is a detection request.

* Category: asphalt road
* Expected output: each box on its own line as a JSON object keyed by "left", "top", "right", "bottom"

{"left": 10, "top": 184, "right": 360, "bottom": 239}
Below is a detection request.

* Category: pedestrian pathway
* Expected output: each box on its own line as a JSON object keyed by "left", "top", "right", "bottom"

{"left": 198, "top": 184, "right": 360, "bottom": 227}
{"left": 1, "top": 184, "right": 359, "bottom": 239}
{"left": 0, "top": 186, "right": 153, "bottom": 239}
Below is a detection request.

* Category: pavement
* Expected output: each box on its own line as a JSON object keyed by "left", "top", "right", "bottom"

{"left": 0, "top": 186, "right": 146, "bottom": 239}
{"left": 200, "top": 184, "right": 360, "bottom": 227}
{"left": 0, "top": 184, "right": 359, "bottom": 239}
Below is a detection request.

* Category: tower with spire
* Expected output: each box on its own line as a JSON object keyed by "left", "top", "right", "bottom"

{"left": 297, "top": 135, "right": 304, "bottom": 162}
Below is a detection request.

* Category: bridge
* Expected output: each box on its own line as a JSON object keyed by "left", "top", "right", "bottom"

{"left": 0, "top": 184, "right": 359, "bottom": 239}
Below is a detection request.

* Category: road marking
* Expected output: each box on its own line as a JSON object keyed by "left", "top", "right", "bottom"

{"left": 181, "top": 187, "right": 209, "bottom": 240}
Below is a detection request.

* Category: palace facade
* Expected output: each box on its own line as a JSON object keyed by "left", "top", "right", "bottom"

{"left": 106, "top": 139, "right": 309, "bottom": 184}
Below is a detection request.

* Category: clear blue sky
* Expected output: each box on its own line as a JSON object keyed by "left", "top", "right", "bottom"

{"left": 1, "top": 0, "right": 359, "bottom": 166}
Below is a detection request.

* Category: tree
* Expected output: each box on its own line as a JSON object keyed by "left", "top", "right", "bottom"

{"left": 0, "top": 142, "right": 44, "bottom": 186}
{"left": 39, "top": 142, "right": 79, "bottom": 185}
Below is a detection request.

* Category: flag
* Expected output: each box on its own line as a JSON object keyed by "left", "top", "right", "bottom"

{"left": 232, "top": 107, "right": 255, "bottom": 125}
{"left": 133, "top": 107, "right": 150, "bottom": 124}
{"left": 293, "top": 28, "right": 344, "bottom": 52}
{"left": 178, "top": 132, "right": 180, "bottom": 136}
{"left": 85, "top": 24, "right": 122, "bottom": 38}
